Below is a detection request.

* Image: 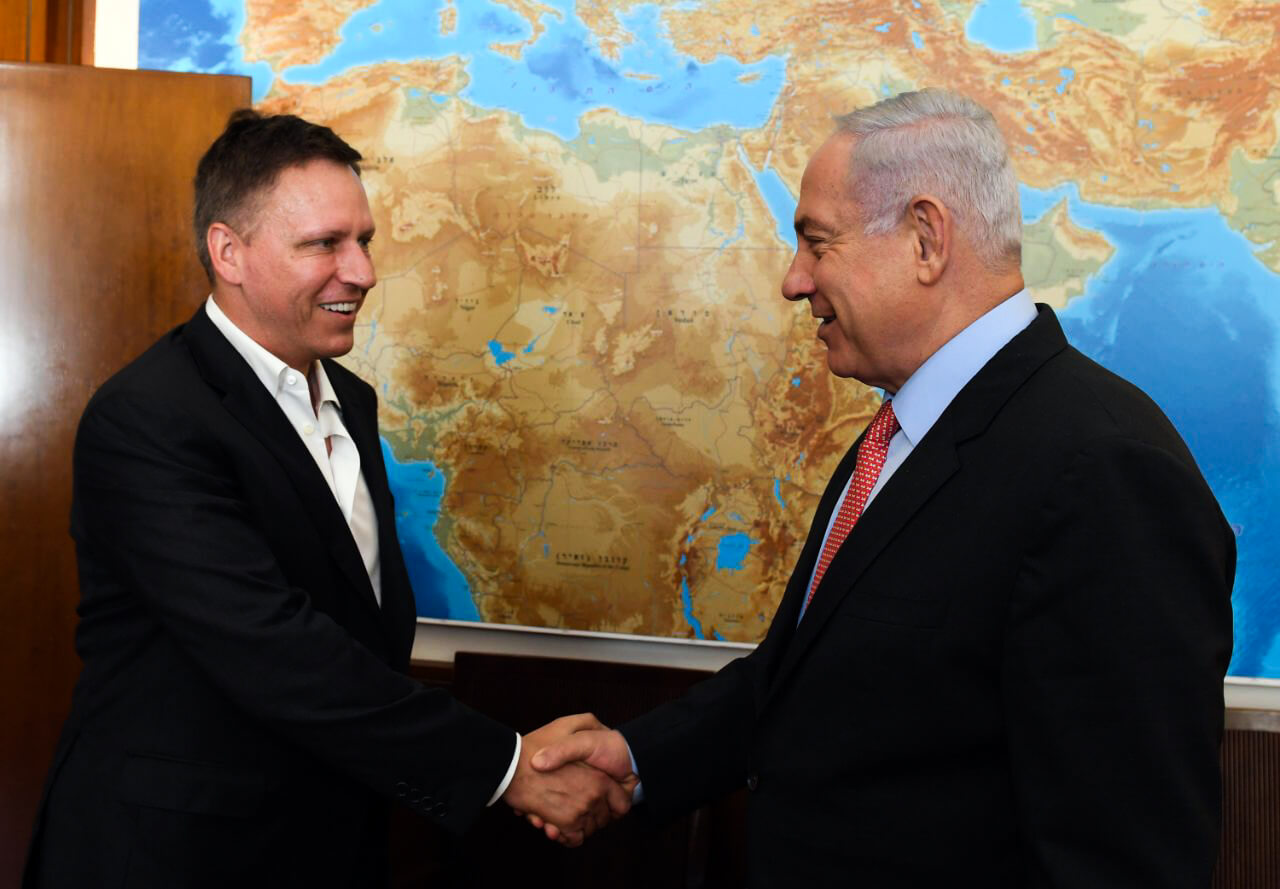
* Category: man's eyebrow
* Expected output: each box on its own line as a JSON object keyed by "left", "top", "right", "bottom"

{"left": 295, "top": 227, "right": 376, "bottom": 243}
{"left": 794, "top": 215, "right": 831, "bottom": 237}
{"left": 296, "top": 228, "right": 346, "bottom": 242}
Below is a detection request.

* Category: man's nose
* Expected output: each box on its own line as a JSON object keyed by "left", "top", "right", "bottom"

{"left": 781, "top": 253, "right": 814, "bottom": 302}
{"left": 340, "top": 243, "right": 377, "bottom": 291}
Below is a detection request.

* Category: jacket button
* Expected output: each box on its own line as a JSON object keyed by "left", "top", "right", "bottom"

{"left": 746, "top": 774, "right": 759, "bottom": 791}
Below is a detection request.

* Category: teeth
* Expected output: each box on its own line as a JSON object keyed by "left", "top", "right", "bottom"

{"left": 321, "top": 303, "right": 357, "bottom": 313}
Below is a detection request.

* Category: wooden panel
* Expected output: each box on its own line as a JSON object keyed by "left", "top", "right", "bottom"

{"left": 0, "top": 0, "right": 81, "bottom": 63}
{"left": 1215, "top": 713, "right": 1280, "bottom": 889}
{"left": 0, "top": 62, "right": 249, "bottom": 883}
{"left": 44, "top": 0, "right": 92, "bottom": 65}
{"left": 0, "top": 0, "right": 35, "bottom": 61}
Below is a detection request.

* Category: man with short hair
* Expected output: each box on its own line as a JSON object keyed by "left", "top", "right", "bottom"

{"left": 535, "top": 89, "right": 1235, "bottom": 886}
{"left": 25, "top": 110, "right": 627, "bottom": 888}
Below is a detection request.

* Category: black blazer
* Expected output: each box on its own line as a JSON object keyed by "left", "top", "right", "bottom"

{"left": 624, "top": 306, "right": 1235, "bottom": 888}
{"left": 26, "top": 305, "right": 515, "bottom": 888}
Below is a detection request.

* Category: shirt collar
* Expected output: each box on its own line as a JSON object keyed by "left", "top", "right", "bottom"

{"left": 312, "top": 356, "right": 340, "bottom": 409}
{"left": 204, "top": 295, "right": 338, "bottom": 406}
{"left": 888, "top": 290, "right": 1036, "bottom": 447}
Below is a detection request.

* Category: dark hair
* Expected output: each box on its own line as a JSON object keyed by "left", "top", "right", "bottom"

{"left": 193, "top": 109, "right": 363, "bottom": 282}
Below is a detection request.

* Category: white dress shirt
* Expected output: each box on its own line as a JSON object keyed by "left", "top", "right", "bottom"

{"left": 205, "top": 296, "right": 382, "bottom": 601}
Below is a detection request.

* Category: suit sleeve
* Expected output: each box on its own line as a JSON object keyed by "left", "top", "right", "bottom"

{"left": 619, "top": 652, "right": 759, "bottom": 820}
{"left": 72, "top": 385, "right": 516, "bottom": 834}
{"left": 1004, "top": 436, "right": 1234, "bottom": 888}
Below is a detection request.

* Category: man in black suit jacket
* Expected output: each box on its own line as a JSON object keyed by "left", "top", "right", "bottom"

{"left": 532, "top": 90, "right": 1235, "bottom": 886}
{"left": 25, "top": 111, "right": 627, "bottom": 888}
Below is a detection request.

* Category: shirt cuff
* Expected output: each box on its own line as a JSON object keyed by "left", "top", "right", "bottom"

{"left": 624, "top": 734, "right": 644, "bottom": 803}
{"left": 486, "top": 732, "right": 522, "bottom": 806}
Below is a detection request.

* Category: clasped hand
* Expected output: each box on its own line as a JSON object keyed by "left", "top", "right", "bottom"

{"left": 501, "top": 713, "right": 636, "bottom": 847}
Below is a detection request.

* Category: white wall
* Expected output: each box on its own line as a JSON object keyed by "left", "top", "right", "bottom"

{"left": 94, "top": 0, "right": 139, "bottom": 69}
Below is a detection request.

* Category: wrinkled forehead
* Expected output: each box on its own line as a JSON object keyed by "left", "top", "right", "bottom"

{"left": 801, "top": 133, "right": 859, "bottom": 195}
{"left": 795, "top": 132, "right": 862, "bottom": 220}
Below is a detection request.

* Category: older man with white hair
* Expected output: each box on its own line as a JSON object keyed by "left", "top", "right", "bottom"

{"left": 534, "top": 89, "right": 1235, "bottom": 887}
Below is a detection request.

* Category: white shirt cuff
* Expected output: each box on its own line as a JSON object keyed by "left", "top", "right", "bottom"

{"left": 486, "top": 732, "right": 522, "bottom": 806}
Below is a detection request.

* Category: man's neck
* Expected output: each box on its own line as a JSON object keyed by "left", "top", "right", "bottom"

{"left": 210, "top": 289, "right": 315, "bottom": 379}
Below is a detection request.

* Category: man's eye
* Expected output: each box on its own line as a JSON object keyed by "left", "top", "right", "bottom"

{"left": 310, "top": 238, "right": 336, "bottom": 249}
{"left": 359, "top": 237, "right": 374, "bottom": 252}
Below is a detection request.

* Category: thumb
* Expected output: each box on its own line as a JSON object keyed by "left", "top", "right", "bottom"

{"left": 530, "top": 732, "right": 597, "bottom": 772}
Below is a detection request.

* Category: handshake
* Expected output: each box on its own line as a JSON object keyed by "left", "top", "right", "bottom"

{"left": 500, "top": 713, "right": 636, "bottom": 847}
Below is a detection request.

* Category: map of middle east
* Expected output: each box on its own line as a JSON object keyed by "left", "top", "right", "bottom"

{"left": 141, "top": 0, "right": 1280, "bottom": 677}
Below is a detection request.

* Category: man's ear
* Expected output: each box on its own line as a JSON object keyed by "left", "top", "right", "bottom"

{"left": 207, "top": 222, "right": 245, "bottom": 287}
{"left": 907, "top": 194, "right": 950, "bottom": 285}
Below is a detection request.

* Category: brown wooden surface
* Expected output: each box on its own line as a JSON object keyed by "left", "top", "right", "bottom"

{"left": 0, "top": 0, "right": 38, "bottom": 61}
{"left": 1215, "top": 711, "right": 1280, "bottom": 889}
{"left": 0, "top": 62, "right": 249, "bottom": 884}
{"left": 0, "top": 0, "right": 89, "bottom": 63}
{"left": 43, "top": 0, "right": 93, "bottom": 65}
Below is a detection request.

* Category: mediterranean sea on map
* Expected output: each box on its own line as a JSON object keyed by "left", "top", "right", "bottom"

{"left": 138, "top": 0, "right": 1280, "bottom": 679}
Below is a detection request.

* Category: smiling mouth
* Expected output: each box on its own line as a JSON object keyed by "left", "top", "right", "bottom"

{"left": 320, "top": 302, "right": 358, "bottom": 315}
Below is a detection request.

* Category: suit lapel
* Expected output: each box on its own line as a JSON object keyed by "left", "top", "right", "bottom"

{"left": 762, "top": 306, "right": 1070, "bottom": 705}
{"left": 324, "top": 360, "right": 418, "bottom": 658}
{"left": 754, "top": 432, "right": 865, "bottom": 681}
{"left": 764, "top": 420, "right": 960, "bottom": 704}
{"left": 182, "top": 307, "right": 382, "bottom": 625}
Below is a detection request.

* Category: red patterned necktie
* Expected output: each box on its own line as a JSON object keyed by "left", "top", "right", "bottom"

{"left": 803, "top": 399, "right": 900, "bottom": 612}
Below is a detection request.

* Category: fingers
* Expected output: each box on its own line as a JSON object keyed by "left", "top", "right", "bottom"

{"left": 604, "top": 772, "right": 632, "bottom": 817}
{"left": 549, "top": 712, "right": 606, "bottom": 733}
{"left": 530, "top": 728, "right": 634, "bottom": 785}
{"left": 527, "top": 713, "right": 605, "bottom": 749}
{"left": 517, "top": 763, "right": 629, "bottom": 845}
{"left": 531, "top": 732, "right": 599, "bottom": 773}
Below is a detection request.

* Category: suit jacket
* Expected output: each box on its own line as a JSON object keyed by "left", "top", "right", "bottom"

{"left": 26, "top": 305, "right": 515, "bottom": 889}
{"left": 624, "top": 306, "right": 1235, "bottom": 888}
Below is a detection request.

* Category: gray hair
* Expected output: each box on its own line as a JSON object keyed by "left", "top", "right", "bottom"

{"left": 836, "top": 89, "right": 1021, "bottom": 270}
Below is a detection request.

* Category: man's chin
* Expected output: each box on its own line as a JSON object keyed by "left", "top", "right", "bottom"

{"left": 317, "top": 335, "right": 356, "bottom": 361}
{"left": 823, "top": 350, "right": 860, "bottom": 380}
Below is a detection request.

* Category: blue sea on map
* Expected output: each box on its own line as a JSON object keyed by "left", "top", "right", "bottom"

{"left": 140, "top": 0, "right": 1280, "bottom": 677}
{"left": 380, "top": 442, "right": 478, "bottom": 621}
{"left": 277, "top": 0, "right": 785, "bottom": 141}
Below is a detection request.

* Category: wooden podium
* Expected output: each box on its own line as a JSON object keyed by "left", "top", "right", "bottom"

{"left": 0, "top": 62, "right": 250, "bottom": 883}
